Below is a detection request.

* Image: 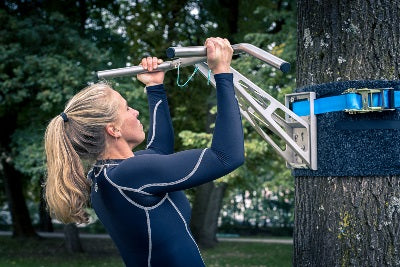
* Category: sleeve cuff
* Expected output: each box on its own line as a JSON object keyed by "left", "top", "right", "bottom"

{"left": 214, "top": 73, "right": 233, "bottom": 80}
{"left": 146, "top": 84, "right": 165, "bottom": 93}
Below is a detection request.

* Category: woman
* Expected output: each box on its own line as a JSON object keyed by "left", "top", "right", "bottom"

{"left": 45, "top": 37, "right": 244, "bottom": 267}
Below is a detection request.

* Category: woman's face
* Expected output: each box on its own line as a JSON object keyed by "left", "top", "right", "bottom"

{"left": 112, "top": 90, "right": 145, "bottom": 148}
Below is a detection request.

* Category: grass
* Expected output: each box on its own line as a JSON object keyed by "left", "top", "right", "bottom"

{"left": 0, "top": 236, "right": 292, "bottom": 267}
{"left": 202, "top": 242, "right": 292, "bottom": 267}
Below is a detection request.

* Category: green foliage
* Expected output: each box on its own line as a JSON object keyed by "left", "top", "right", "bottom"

{"left": 179, "top": 130, "right": 212, "bottom": 147}
{"left": 0, "top": 9, "right": 114, "bottom": 200}
{"left": 1, "top": 0, "right": 298, "bottom": 232}
{"left": 117, "top": 0, "right": 217, "bottom": 141}
{"left": 11, "top": 127, "right": 46, "bottom": 194}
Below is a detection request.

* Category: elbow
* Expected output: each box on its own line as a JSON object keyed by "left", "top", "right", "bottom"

{"left": 227, "top": 152, "right": 245, "bottom": 171}
{"left": 234, "top": 153, "right": 245, "bottom": 168}
{"left": 212, "top": 146, "right": 245, "bottom": 172}
{"left": 233, "top": 144, "right": 245, "bottom": 168}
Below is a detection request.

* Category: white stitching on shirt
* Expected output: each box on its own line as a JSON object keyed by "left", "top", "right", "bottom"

{"left": 138, "top": 148, "right": 208, "bottom": 191}
{"left": 118, "top": 189, "right": 167, "bottom": 210}
{"left": 146, "top": 99, "right": 162, "bottom": 149}
{"left": 145, "top": 210, "right": 152, "bottom": 267}
{"left": 91, "top": 163, "right": 119, "bottom": 177}
{"left": 103, "top": 168, "right": 168, "bottom": 210}
{"left": 103, "top": 168, "right": 152, "bottom": 195}
{"left": 167, "top": 195, "right": 205, "bottom": 264}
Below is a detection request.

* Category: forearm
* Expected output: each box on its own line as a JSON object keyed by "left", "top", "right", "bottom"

{"left": 210, "top": 73, "right": 244, "bottom": 170}
{"left": 145, "top": 84, "right": 174, "bottom": 154}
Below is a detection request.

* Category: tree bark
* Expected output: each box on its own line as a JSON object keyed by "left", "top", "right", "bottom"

{"left": 64, "top": 223, "right": 83, "bottom": 253}
{"left": 2, "top": 158, "right": 37, "bottom": 238}
{"left": 218, "top": 0, "right": 239, "bottom": 39}
{"left": 295, "top": 0, "right": 400, "bottom": 266}
{"left": 39, "top": 177, "right": 53, "bottom": 232}
{"left": 190, "top": 182, "right": 228, "bottom": 248}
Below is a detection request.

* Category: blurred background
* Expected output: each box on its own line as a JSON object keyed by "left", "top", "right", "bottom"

{"left": 0, "top": 0, "right": 296, "bottom": 266}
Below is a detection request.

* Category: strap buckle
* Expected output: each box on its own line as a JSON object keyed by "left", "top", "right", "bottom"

{"left": 343, "top": 87, "right": 395, "bottom": 114}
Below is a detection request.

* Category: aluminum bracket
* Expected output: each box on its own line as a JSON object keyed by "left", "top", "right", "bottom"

{"left": 196, "top": 63, "right": 317, "bottom": 170}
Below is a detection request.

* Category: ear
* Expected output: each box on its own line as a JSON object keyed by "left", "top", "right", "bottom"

{"left": 105, "top": 123, "right": 121, "bottom": 138}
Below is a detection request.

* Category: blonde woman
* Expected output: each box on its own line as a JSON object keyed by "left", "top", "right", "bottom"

{"left": 45, "top": 37, "right": 244, "bottom": 267}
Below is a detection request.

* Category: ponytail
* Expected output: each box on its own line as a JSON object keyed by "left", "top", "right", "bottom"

{"left": 44, "top": 83, "right": 119, "bottom": 224}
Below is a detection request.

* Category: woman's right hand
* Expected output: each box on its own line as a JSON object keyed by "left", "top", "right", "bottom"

{"left": 205, "top": 37, "right": 233, "bottom": 74}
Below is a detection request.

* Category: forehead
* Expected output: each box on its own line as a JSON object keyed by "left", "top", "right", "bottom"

{"left": 111, "top": 89, "right": 127, "bottom": 105}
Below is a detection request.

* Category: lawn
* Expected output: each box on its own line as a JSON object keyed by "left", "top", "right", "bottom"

{"left": 0, "top": 236, "right": 292, "bottom": 267}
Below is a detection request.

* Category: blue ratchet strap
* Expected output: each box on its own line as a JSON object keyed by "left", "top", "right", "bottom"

{"left": 292, "top": 88, "right": 400, "bottom": 116}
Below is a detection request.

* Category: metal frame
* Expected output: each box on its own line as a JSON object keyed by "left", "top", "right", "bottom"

{"left": 96, "top": 43, "right": 317, "bottom": 170}
{"left": 195, "top": 63, "right": 317, "bottom": 170}
{"left": 166, "top": 43, "right": 290, "bottom": 73}
{"left": 97, "top": 57, "right": 207, "bottom": 79}
{"left": 285, "top": 92, "right": 317, "bottom": 170}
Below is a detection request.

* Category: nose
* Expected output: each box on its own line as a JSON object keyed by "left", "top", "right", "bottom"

{"left": 133, "top": 109, "right": 139, "bottom": 117}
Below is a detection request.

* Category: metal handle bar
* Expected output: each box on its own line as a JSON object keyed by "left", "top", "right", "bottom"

{"left": 97, "top": 57, "right": 207, "bottom": 79}
{"left": 166, "top": 43, "right": 290, "bottom": 73}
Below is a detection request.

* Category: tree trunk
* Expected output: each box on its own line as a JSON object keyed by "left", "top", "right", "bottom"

{"left": 218, "top": 0, "right": 239, "bottom": 39}
{"left": 39, "top": 177, "right": 53, "bottom": 232}
{"left": 295, "top": 0, "right": 400, "bottom": 265}
{"left": 64, "top": 223, "right": 83, "bottom": 253}
{"left": 190, "top": 182, "right": 228, "bottom": 248}
{"left": 2, "top": 158, "right": 37, "bottom": 238}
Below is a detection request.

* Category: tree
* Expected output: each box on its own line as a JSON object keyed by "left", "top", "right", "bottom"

{"left": 0, "top": 1, "right": 117, "bottom": 242}
{"left": 295, "top": 0, "right": 400, "bottom": 265}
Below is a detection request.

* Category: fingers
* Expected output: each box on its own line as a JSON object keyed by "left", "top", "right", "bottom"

{"left": 140, "top": 57, "right": 163, "bottom": 71}
{"left": 205, "top": 37, "right": 231, "bottom": 50}
{"left": 204, "top": 37, "right": 233, "bottom": 74}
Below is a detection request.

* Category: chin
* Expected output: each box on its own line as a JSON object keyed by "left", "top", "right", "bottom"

{"left": 138, "top": 136, "right": 145, "bottom": 143}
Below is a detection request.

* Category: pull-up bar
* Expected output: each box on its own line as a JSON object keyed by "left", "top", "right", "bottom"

{"left": 166, "top": 43, "right": 290, "bottom": 73}
{"left": 97, "top": 43, "right": 290, "bottom": 79}
{"left": 96, "top": 43, "right": 317, "bottom": 170}
{"left": 97, "top": 57, "right": 207, "bottom": 79}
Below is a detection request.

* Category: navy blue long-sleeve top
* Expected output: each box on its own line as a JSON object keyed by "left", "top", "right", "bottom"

{"left": 88, "top": 73, "right": 244, "bottom": 267}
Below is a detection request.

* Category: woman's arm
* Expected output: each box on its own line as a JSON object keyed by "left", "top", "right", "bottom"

{"left": 134, "top": 57, "right": 174, "bottom": 155}
{"left": 136, "top": 84, "right": 174, "bottom": 155}
{"left": 110, "top": 38, "right": 244, "bottom": 194}
{"left": 110, "top": 73, "right": 244, "bottom": 195}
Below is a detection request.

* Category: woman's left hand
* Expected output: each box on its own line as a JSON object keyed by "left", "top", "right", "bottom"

{"left": 137, "top": 57, "right": 165, "bottom": 87}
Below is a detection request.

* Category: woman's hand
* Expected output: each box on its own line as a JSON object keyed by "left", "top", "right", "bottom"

{"left": 137, "top": 57, "right": 165, "bottom": 87}
{"left": 205, "top": 37, "right": 233, "bottom": 74}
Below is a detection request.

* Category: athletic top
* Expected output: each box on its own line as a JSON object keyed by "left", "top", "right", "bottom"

{"left": 88, "top": 73, "right": 244, "bottom": 267}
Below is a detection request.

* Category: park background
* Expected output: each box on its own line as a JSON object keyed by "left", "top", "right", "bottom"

{"left": 0, "top": 0, "right": 295, "bottom": 266}
{"left": 2, "top": 0, "right": 400, "bottom": 266}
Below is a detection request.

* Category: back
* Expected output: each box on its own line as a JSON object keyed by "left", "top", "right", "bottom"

{"left": 89, "top": 160, "right": 205, "bottom": 267}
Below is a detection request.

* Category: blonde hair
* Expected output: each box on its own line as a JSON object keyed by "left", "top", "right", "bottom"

{"left": 44, "top": 82, "right": 120, "bottom": 224}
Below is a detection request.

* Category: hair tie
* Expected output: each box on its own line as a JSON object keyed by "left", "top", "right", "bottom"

{"left": 60, "top": 112, "right": 69, "bottom": 122}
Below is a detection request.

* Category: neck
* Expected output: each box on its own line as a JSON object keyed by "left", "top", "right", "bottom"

{"left": 101, "top": 138, "right": 135, "bottom": 160}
